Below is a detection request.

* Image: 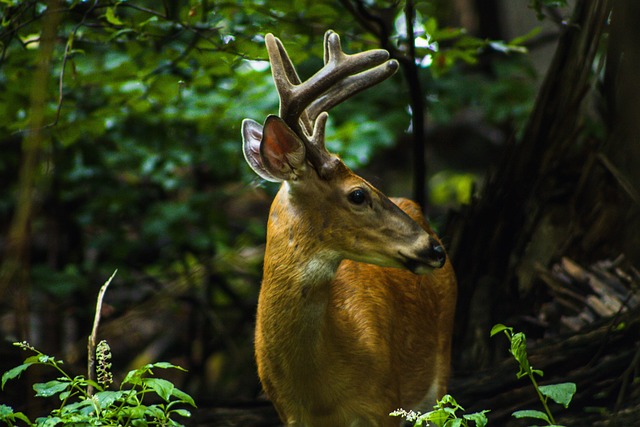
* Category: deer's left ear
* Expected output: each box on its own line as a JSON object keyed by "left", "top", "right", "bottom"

{"left": 242, "top": 115, "right": 306, "bottom": 182}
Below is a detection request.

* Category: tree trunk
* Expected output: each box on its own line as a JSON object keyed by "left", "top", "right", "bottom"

{"left": 446, "top": 0, "right": 616, "bottom": 370}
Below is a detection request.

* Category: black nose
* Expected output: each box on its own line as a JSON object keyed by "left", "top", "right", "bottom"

{"left": 429, "top": 244, "right": 446, "bottom": 268}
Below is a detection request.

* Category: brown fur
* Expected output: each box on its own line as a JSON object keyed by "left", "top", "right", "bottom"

{"left": 255, "top": 176, "right": 457, "bottom": 426}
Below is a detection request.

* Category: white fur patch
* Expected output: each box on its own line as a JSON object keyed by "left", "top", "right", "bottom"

{"left": 302, "top": 254, "right": 340, "bottom": 286}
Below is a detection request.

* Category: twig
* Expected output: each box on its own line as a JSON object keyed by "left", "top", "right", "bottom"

{"left": 45, "top": 0, "right": 99, "bottom": 129}
{"left": 403, "top": 0, "right": 427, "bottom": 210}
{"left": 87, "top": 269, "right": 117, "bottom": 396}
{"left": 615, "top": 342, "right": 640, "bottom": 412}
{"left": 596, "top": 152, "right": 640, "bottom": 207}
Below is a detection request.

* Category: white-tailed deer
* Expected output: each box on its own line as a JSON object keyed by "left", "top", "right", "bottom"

{"left": 241, "top": 30, "right": 457, "bottom": 427}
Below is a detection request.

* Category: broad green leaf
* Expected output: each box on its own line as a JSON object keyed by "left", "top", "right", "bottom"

{"left": 24, "top": 355, "right": 44, "bottom": 364}
{"left": 171, "top": 387, "right": 197, "bottom": 407}
{"left": 122, "top": 368, "right": 142, "bottom": 385}
{"left": 35, "top": 415, "right": 62, "bottom": 427}
{"left": 120, "top": 404, "right": 148, "bottom": 419}
{"left": 539, "top": 382, "right": 577, "bottom": 408}
{"left": 0, "top": 404, "right": 31, "bottom": 424}
{"left": 464, "top": 410, "right": 490, "bottom": 427}
{"left": 512, "top": 409, "right": 550, "bottom": 422}
{"left": 84, "top": 379, "right": 102, "bottom": 391}
{"left": 425, "top": 409, "right": 450, "bottom": 426}
{"left": 12, "top": 412, "right": 32, "bottom": 424}
{"left": 144, "top": 404, "right": 166, "bottom": 419}
{"left": 33, "top": 379, "right": 70, "bottom": 397}
{"left": 143, "top": 377, "right": 174, "bottom": 402}
{"left": 94, "top": 390, "right": 126, "bottom": 409}
{"left": 2, "top": 363, "right": 34, "bottom": 389}
{"left": 59, "top": 398, "right": 94, "bottom": 415}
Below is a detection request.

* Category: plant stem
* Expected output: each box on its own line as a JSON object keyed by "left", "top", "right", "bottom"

{"left": 87, "top": 270, "right": 117, "bottom": 396}
{"left": 528, "top": 368, "right": 556, "bottom": 425}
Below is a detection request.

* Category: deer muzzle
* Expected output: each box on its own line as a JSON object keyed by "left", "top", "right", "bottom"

{"left": 400, "top": 239, "right": 447, "bottom": 275}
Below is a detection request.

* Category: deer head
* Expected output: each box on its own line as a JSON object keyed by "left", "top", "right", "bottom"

{"left": 241, "top": 30, "right": 445, "bottom": 274}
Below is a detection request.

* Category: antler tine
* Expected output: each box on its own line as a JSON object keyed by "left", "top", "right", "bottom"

{"left": 264, "top": 30, "right": 398, "bottom": 178}
{"left": 305, "top": 30, "right": 399, "bottom": 122}
{"left": 267, "top": 31, "right": 395, "bottom": 129}
{"left": 265, "top": 34, "right": 313, "bottom": 135}
{"left": 306, "top": 60, "right": 399, "bottom": 123}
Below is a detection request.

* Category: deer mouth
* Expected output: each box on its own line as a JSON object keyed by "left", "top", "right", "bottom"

{"left": 399, "top": 247, "right": 446, "bottom": 275}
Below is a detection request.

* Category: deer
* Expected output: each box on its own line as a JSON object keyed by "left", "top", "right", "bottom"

{"left": 241, "top": 30, "right": 457, "bottom": 427}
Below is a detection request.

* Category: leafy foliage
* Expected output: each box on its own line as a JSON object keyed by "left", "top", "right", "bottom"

{"left": 1, "top": 341, "right": 195, "bottom": 426}
{"left": 491, "top": 324, "right": 577, "bottom": 426}
{"left": 393, "top": 323, "right": 578, "bottom": 427}
{"left": 391, "top": 394, "right": 489, "bottom": 427}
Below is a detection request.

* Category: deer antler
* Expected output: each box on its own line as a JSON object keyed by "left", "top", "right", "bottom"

{"left": 264, "top": 30, "right": 399, "bottom": 179}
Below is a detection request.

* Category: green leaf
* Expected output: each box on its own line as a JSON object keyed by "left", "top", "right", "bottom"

{"left": 33, "top": 379, "right": 70, "bottom": 397}
{"left": 120, "top": 404, "right": 148, "bottom": 419}
{"left": 512, "top": 409, "right": 550, "bottom": 422}
{"left": 490, "top": 324, "right": 511, "bottom": 337}
{"left": 509, "top": 26, "right": 542, "bottom": 46}
{"left": 143, "top": 377, "right": 174, "bottom": 402}
{"left": 437, "top": 394, "right": 461, "bottom": 410}
{"left": 464, "top": 410, "right": 490, "bottom": 427}
{"left": 122, "top": 368, "right": 143, "bottom": 386}
{"left": 24, "top": 355, "right": 43, "bottom": 364}
{"left": 2, "top": 362, "right": 34, "bottom": 389}
{"left": 58, "top": 399, "right": 94, "bottom": 415}
{"left": 171, "top": 408, "right": 192, "bottom": 418}
{"left": 105, "top": 7, "right": 124, "bottom": 26}
{"left": 144, "top": 404, "right": 166, "bottom": 419}
{"left": 0, "top": 404, "right": 32, "bottom": 424}
{"left": 150, "top": 361, "right": 186, "bottom": 371}
{"left": 532, "top": 368, "right": 545, "bottom": 377}
{"left": 35, "top": 415, "right": 63, "bottom": 427}
{"left": 94, "top": 390, "right": 126, "bottom": 409}
{"left": 0, "top": 404, "right": 14, "bottom": 417}
{"left": 539, "top": 382, "right": 577, "bottom": 408}
{"left": 424, "top": 409, "right": 450, "bottom": 426}
{"left": 171, "top": 387, "right": 196, "bottom": 407}
{"left": 12, "top": 412, "right": 32, "bottom": 424}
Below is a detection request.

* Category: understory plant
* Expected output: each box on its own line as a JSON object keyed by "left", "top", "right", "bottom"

{"left": 491, "top": 324, "right": 577, "bottom": 426}
{"left": 390, "top": 394, "right": 489, "bottom": 427}
{"left": 393, "top": 325, "right": 577, "bottom": 427}
{"left": 0, "top": 271, "right": 196, "bottom": 426}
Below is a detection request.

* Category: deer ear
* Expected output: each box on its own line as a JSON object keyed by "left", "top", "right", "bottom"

{"left": 242, "top": 118, "right": 280, "bottom": 182}
{"left": 242, "top": 115, "right": 306, "bottom": 182}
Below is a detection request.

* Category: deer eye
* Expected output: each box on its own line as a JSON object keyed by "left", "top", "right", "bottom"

{"left": 348, "top": 188, "right": 367, "bottom": 205}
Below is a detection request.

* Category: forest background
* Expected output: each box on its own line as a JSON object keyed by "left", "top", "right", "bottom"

{"left": 1, "top": 0, "right": 638, "bottom": 425}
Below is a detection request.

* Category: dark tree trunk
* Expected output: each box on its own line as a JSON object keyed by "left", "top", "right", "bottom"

{"left": 446, "top": 0, "right": 616, "bottom": 370}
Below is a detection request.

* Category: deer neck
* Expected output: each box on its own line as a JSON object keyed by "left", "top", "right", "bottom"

{"left": 260, "top": 184, "right": 341, "bottom": 338}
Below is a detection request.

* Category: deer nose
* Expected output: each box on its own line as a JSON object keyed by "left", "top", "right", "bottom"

{"left": 417, "top": 240, "right": 446, "bottom": 269}
{"left": 428, "top": 243, "right": 447, "bottom": 268}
